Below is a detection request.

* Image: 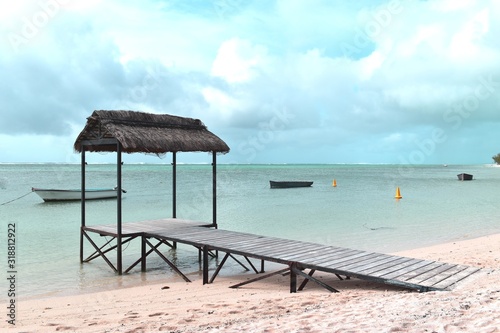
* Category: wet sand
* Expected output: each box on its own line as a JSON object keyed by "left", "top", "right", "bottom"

{"left": 5, "top": 233, "right": 499, "bottom": 332}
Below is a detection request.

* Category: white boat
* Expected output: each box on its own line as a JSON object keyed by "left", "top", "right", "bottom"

{"left": 32, "top": 187, "right": 126, "bottom": 202}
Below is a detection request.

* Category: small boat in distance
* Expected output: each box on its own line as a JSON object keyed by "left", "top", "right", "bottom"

{"left": 269, "top": 181, "right": 313, "bottom": 189}
{"left": 32, "top": 187, "right": 126, "bottom": 202}
{"left": 457, "top": 173, "right": 473, "bottom": 181}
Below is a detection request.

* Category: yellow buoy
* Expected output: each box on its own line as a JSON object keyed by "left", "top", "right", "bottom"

{"left": 394, "top": 187, "right": 402, "bottom": 199}
{"left": 332, "top": 179, "right": 337, "bottom": 187}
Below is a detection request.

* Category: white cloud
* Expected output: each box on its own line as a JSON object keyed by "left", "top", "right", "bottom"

{"left": 211, "top": 38, "right": 269, "bottom": 83}
{"left": 201, "top": 86, "right": 241, "bottom": 120}
{"left": 1, "top": 0, "right": 500, "bottom": 164}
{"left": 430, "top": 0, "right": 476, "bottom": 12}
{"left": 449, "top": 8, "right": 490, "bottom": 61}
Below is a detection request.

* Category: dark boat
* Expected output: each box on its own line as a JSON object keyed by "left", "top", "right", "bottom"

{"left": 457, "top": 173, "right": 473, "bottom": 181}
{"left": 269, "top": 181, "right": 313, "bottom": 188}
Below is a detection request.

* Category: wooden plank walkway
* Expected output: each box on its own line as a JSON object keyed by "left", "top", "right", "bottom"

{"left": 82, "top": 219, "right": 480, "bottom": 293}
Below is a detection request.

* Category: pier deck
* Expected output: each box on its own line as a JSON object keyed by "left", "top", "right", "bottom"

{"left": 82, "top": 219, "right": 480, "bottom": 293}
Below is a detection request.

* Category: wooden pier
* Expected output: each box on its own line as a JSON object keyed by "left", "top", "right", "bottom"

{"left": 74, "top": 111, "right": 479, "bottom": 294}
{"left": 82, "top": 219, "right": 480, "bottom": 293}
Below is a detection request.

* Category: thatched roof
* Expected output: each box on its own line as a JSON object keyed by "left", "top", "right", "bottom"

{"left": 74, "top": 110, "right": 230, "bottom": 154}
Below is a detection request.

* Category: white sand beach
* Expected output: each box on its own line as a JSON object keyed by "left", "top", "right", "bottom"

{"left": 6, "top": 233, "right": 500, "bottom": 333}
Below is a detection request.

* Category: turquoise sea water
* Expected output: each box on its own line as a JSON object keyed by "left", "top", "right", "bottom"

{"left": 1, "top": 163, "right": 499, "bottom": 301}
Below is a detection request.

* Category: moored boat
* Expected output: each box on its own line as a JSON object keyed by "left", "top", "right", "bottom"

{"left": 32, "top": 187, "right": 126, "bottom": 202}
{"left": 269, "top": 181, "right": 313, "bottom": 188}
{"left": 457, "top": 173, "right": 473, "bottom": 181}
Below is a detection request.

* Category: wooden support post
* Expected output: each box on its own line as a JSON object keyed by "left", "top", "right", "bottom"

{"left": 141, "top": 235, "right": 146, "bottom": 272}
{"left": 229, "top": 268, "right": 290, "bottom": 289}
{"left": 290, "top": 263, "right": 297, "bottom": 293}
{"left": 212, "top": 152, "right": 218, "bottom": 259}
{"left": 203, "top": 245, "right": 209, "bottom": 285}
{"left": 144, "top": 239, "right": 190, "bottom": 282}
{"left": 212, "top": 152, "right": 217, "bottom": 229}
{"left": 172, "top": 152, "right": 177, "bottom": 249}
{"left": 172, "top": 152, "right": 176, "bottom": 219}
{"left": 293, "top": 267, "right": 339, "bottom": 293}
{"left": 298, "top": 269, "right": 315, "bottom": 291}
{"left": 80, "top": 148, "right": 86, "bottom": 263}
{"left": 229, "top": 254, "right": 250, "bottom": 271}
{"left": 260, "top": 260, "right": 265, "bottom": 273}
{"left": 209, "top": 252, "right": 230, "bottom": 283}
{"left": 243, "top": 256, "right": 259, "bottom": 273}
{"left": 117, "top": 144, "right": 123, "bottom": 275}
{"left": 84, "top": 237, "right": 117, "bottom": 262}
{"left": 82, "top": 232, "right": 117, "bottom": 272}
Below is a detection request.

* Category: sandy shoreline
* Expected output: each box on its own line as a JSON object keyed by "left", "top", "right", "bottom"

{"left": 4, "top": 234, "right": 499, "bottom": 333}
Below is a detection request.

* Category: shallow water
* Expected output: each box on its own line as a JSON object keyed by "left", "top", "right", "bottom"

{"left": 0, "top": 163, "right": 499, "bottom": 300}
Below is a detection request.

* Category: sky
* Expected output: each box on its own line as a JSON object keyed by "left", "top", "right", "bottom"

{"left": 0, "top": 0, "right": 499, "bottom": 165}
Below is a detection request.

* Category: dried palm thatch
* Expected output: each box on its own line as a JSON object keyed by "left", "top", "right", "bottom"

{"left": 74, "top": 110, "right": 230, "bottom": 154}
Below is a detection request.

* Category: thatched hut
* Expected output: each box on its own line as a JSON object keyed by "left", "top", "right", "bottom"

{"left": 74, "top": 110, "right": 230, "bottom": 154}
{"left": 74, "top": 110, "right": 230, "bottom": 274}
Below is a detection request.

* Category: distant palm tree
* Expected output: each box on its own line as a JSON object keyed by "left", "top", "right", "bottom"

{"left": 493, "top": 153, "right": 500, "bottom": 165}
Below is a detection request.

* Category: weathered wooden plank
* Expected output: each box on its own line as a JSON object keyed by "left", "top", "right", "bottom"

{"left": 203, "top": 230, "right": 265, "bottom": 241}
{"left": 339, "top": 255, "right": 403, "bottom": 273}
{"left": 319, "top": 253, "right": 385, "bottom": 271}
{"left": 271, "top": 246, "right": 337, "bottom": 262}
{"left": 199, "top": 232, "right": 257, "bottom": 243}
{"left": 144, "top": 228, "right": 196, "bottom": 238}
{"left": 157, "top": 229, "right": 255, "bottom": 244}
{"left": 109, "top": 219, "right": 210, "bottom": 235}
{"left": 378, "top": 260, "right": 434, "bottom": 279}
{"left": 210, "top": 247, "right": 291, "bottom": 265}
{"left": 404, "top": 263, "right": 457, "bottom": 285}
{"left": 84, "top": 220, "right": 479, "bottom": 293}
{"left": 286, "top": 247, "right": 351, "bottom": 263}
{"left": 155, "top": 228, "right": 216, "bottom": 238}
{"left": 263, "top": 243, "right": 328, "bottom": 259}
{"left": 227, "top": 243, "right": 299, "bottom": 259}
{"left": 214, "top": 232, "right": 288, "bottom": 245}
{"left": 84, "top": 225, "right": 142, "bottom": 237}
{"left": 180, "top": 231, "right": 258, "bottom": 245}
{"left": 214, "top": 237, "right": 293, "bottom": 252}
{"left": 393, "top": 262, "right": 444, "bottom": 282}
{"left": 431, "top": 266, "right": 480, "bottom": 290}
{"left": 289, "top": 246, "right": 354, "bottom": 260}
{"left": 163, "top": 228, "right": 225, "bottom": 239}
{"left": 245, "top": 239, "right": 307, "bottom": 254}
{"left": 199, "top": 239, "right": 301, "bottom": 264}
{"left": 349, "top": 257, "right": 413, "bottom": 276}
{"left": 310, "top": 251, "right": 377, "bottom": 268}
{"left": 417, "top": 265, "right": 468, "bottom": 287}
{"left": 209, "top": 238, "right": 267, "bottom": 250}
{"left": 333, "top": 253, "right": 393, "bottom": 271}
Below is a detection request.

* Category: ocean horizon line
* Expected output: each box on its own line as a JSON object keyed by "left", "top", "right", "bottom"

{"left": 0, "top": 162, "right": 498, "bottom": 167}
